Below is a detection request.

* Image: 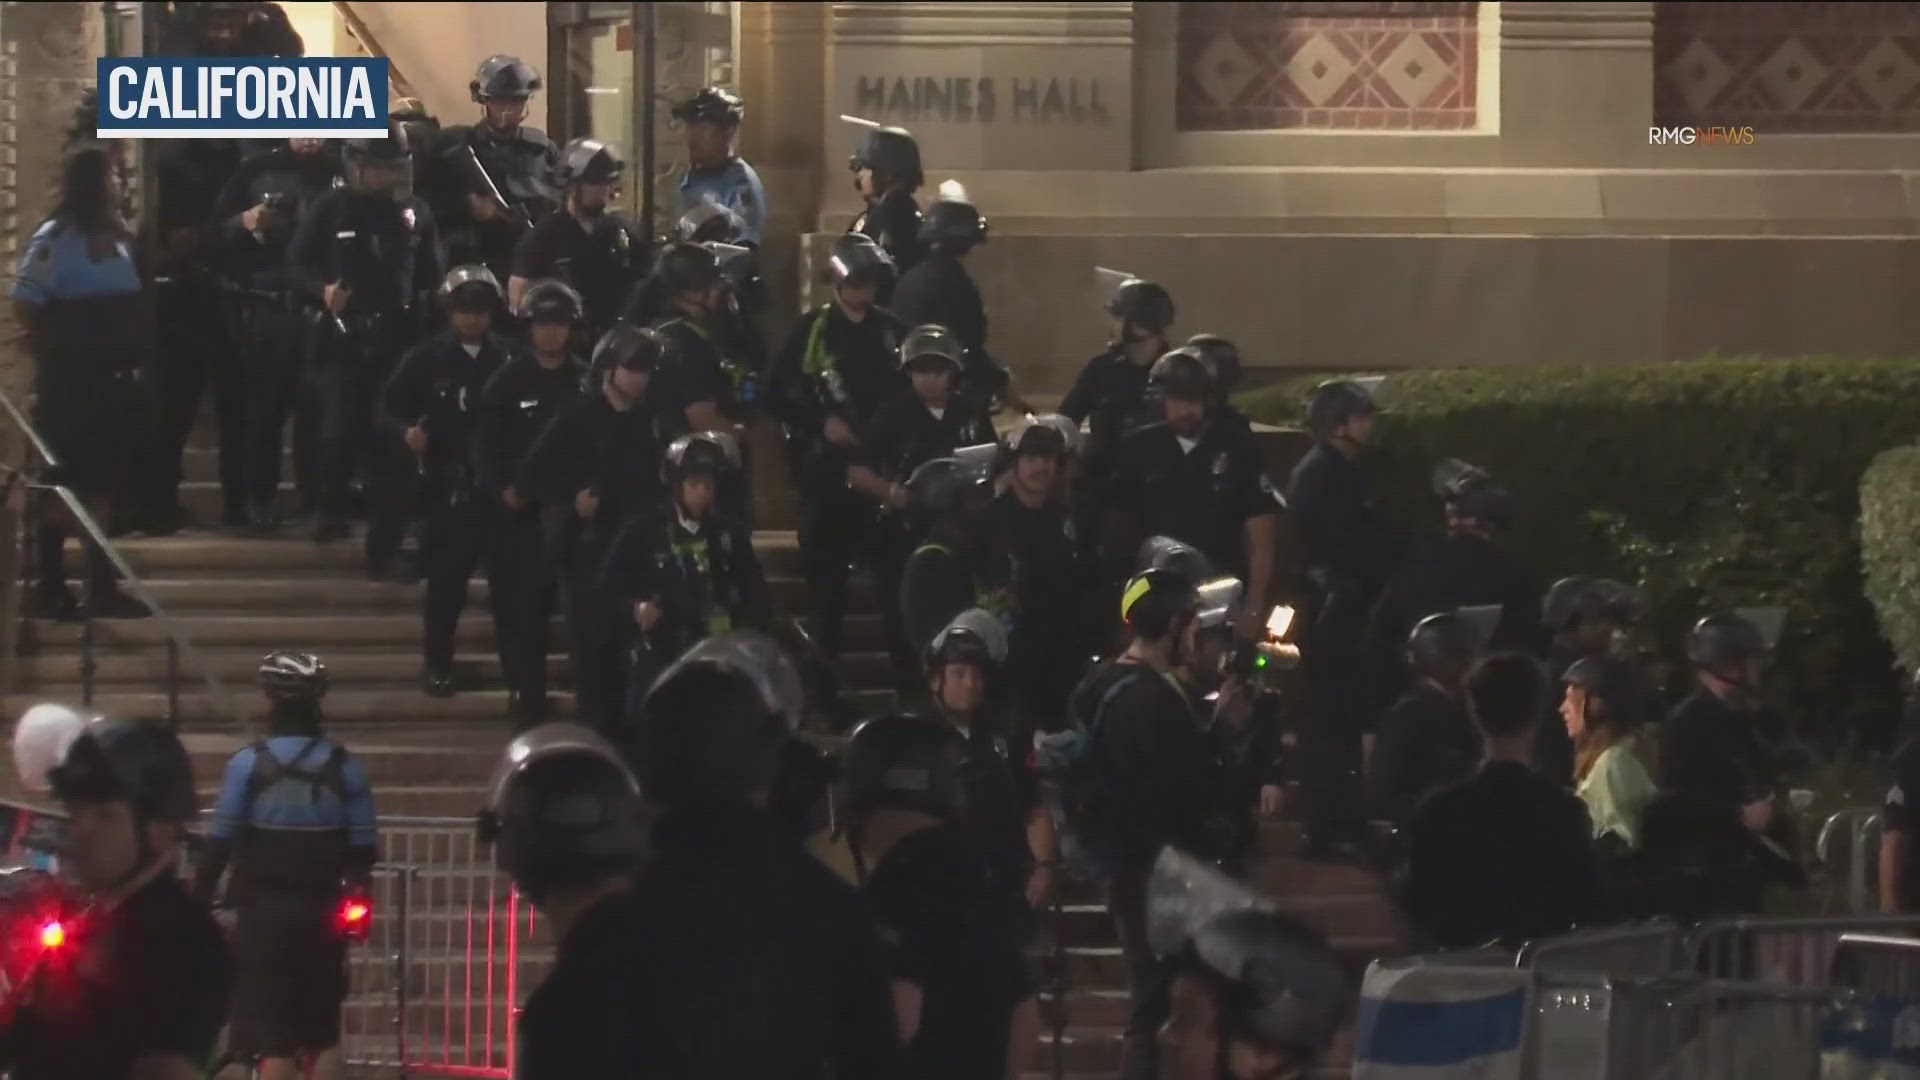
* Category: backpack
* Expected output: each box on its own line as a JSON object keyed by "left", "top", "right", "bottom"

{"left": 1034, "top": 668, "right": 1152, "bottom": 881}
{"left": 238, "top": 737, "right": 350, "bottom": 826}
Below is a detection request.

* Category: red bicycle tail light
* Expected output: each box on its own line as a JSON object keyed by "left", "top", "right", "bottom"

{"left": 38, "top": 920, "right": 65, "bottom": 950}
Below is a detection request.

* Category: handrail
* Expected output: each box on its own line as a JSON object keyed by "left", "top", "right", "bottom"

{"left": 0, "top": 384, "right": 243, "bottom": 733}
{"left": 331, "top": 1, "right": 419, "bottom": 101}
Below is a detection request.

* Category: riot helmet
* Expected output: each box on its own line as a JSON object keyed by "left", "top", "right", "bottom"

{"left": 1434, "top": 460, "right": 1513, "bottom": 531}
{"left": 1303, "top": 379, "right": 1379, "bottom": 441}
{"left": 1122, "top": 567, "right": 1202, "bottom": 641}
{"left": 342, "top": 121, "right": 412, "bottom": 190}
{"left": 676, "top": 199, "right": 747, "bottom": 245}
{"left": 925, "top": 608, "right": 1009, "bottom": 673}
{"left": 589, "top": 322, "right": 666, "bottom": 380}
{"left": 921, "top": 184, "right": 989, "bottom": 249}
{"left": 1407, "top": 611, "right": 1483, "bottom": 683}
{"left": 829, "top": 233, "right": 896, "bottom": 292}
{"left": 842, "top": 714, "right": 969, "bottom": 820}
{"left": 1102, "top": 271, "right": 1176, "bottom": 335}
{"left": 439, "top": 264, "right": 502, "bottom": 312}
{"left": 477, "top": 723, "right": 650, "bottom": 903}
{"left": 258, "top": 650, "right": 328, "bottom": 704}
{"left": 1138, "top": 536, "right": 1215, "bottom": 584}
{"left": 899, "top": 324, "right": 966, "bottom": 373}
{"left": 1002, "top": 413, "right": 1080, "bottom": 461}
{"left": 1148, "top": 347, "right": 1218, "bottom": 408}
{"left": 46, "top": 718, "right": 197, "bottom": 824}
{"left": 846, "top": 120, "right": 924, "bottom": 190}
{"left": 633, "top": 631, "right": 807, "bottom": 806}
{"left": 663, "top": 430, "right": 742, "bottom": 484}
{"left": 390, "top": 98, "right": 439, "bottom": 154}
{"left": 904, "top": 447, "right": 998, "bottom": 517}
{"left": 1185, "top": 334, "right": 1243, "bottom": 398}
{"left": 519, "top": 278, "right": 584, "bottom": 325}
{"left": 471, "top": 55, "right": 541, "bottom": 102}
{"left": 1543, "top": 577, "right": 1636, "bottom": 636}
{"left": 555, "top": 138, "right": 623, "bottom": 188}
{"left": 1688, "top": 612, "right": 1768, "bottom": 675}
{"left": 654, "top": 241, "right": 724, "bottom": 297}
{"left": 673, "top": 87, "right": 744, "bottom": 126}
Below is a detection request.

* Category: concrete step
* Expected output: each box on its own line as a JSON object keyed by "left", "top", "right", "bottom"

{"left": 106, "top": 572, "right": 873, "bottom": 614}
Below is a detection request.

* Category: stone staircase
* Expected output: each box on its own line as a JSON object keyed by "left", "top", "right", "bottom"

{"left": 8, "top": 443, "right": 1409, "bottom": 1078}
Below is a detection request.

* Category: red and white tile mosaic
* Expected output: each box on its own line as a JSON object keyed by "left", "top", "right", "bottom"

{"left": 1655, "top": 2, "right": 1920, "bottom": 132}
{"left": 1176, "top": 2, "right": 1479, "bottom": 131}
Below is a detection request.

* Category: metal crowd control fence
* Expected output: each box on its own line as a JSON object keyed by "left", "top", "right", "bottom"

{"left": 1815, "top": 807, "right": 1883, "bottom": 914}
{"left": 1515, "top": 919, "right": 1685, "bottom": 979}
{"left": 1828, "top": 932, "right": 1920, "bottom": 997}
{"left": 1690, "top": 914, "right": 1920, "bottom": 986}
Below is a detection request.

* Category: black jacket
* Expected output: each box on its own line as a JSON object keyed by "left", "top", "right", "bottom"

{"left": 1400, "top": 760, "right": 1602, "bottom": 948}
{"left": 890, "top": 251, "right": 1007, "bottom": 400}
{"left": 517, "top": 392, "right": 665, "bottom": 537}
{"left": 1367, "top": 532, "right": 1544, "bottom": 665}
{"left": 1060, "top": 344, "right": 1158, "bottom": 465}
{"left": 856, "top": 392, "right": 995, "bottom": 485}
{"left": 977, "top": 491, "right": 1084, "bottom": 668}
{"left": 442, "top": 213, "right": 526, "bottom": 287}
{"left": 652, "top": 311, "right": 758, "bottom": 430}
{"left": 769, "top": 303, "right": 907, "bottom": 486}
{"left": 599, "top": 510, "right": 771, "bottom": 656}
{"left": 286, "top": 188, "right": 441, "bottom": 317}
{"left": 473, "top": 353, "right": 586, "bottom": 503}
{"left": 425, "top": 122, "right": 559, "bottom": 228}
{"left": 1286, "top": 442, "right": 1392, "bottom": 602}
{"left": 511, "top": 210, "right": 647, "bottom": 337}
{"left": 1091, "top": 666, "right": 1235, "bottom": 871}
{"left": 851, "top": 189, "right": 923, "bottom": 278}
{"left": 1111, "top": 419, "right": 1280, "bottom": 579}
{"left": 1368, "top": 682, "right": 1481, "bottom": 826}
{"left": 208, "top": 143, "right": 342, "bottom": 288}
{"left": 380, "top": 331, "right": 511, "bottom": 492}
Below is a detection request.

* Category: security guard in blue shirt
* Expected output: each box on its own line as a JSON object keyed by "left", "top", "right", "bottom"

{"left": 195, "top": 651, "right": 378, "bottom": 1079}
{"left": 674, "top": 88, "right": 766, "bottom": 246}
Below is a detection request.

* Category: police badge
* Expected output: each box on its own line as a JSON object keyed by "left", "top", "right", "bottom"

{"left": 1212, "top": 452, "right": 1229, "bottom": 476}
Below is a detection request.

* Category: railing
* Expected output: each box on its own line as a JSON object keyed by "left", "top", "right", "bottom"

{"left": 0, "top": 385, "right": 240, "bottom": 732}
{"left": 1514, "top": 919, "right": 1686, "bottom": 979}
{"left": 1815, "top": 806, "right": 1884, "bottom": 914}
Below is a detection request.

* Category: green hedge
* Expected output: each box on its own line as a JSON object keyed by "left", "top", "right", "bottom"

{"left": 1862, "top": 446, "right": 1920, "bottom": 678}
{"left": 1239, "top": 357, "right": 1920, "bottom": 737}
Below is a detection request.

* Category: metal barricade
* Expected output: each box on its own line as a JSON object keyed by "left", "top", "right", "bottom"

{"left": 1518, "top": 920, "right": 1685, "bottom": 979}
{"left": 342, "top": 817, "right": 543, "bottom": 1079}
{"left": 1829, "top": 932, "right": 1920, "bottom": 997}
{"left": 1690, "top": 914, "right": 1920, "bottom": 986}
{"left": 1815, "top": 807, "right": 1883, "bottom": 914}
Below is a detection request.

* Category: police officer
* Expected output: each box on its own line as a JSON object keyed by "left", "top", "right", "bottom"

{"left": 478, "top": 723, "right": 654, "bottom": 1079}
{"left": 1537, "top": 576, "right": 1637, "bottom": 787}
{"left": 508, "top": 138, "right": 646, "bottom": 339}
{"left": 891, "top": 185, "right": 1018, "bottom": 409}
{"left": 1367, "top": 612, "right": 1483, "bottom": 827}
{"left": 849, "top": 325, "right": 996, "bottom": 688}
{"left": 1663, "top": 615, "right": 1792, "bottom": 850}
{"left": 211, "top": 137, "right": 342, "bottom": 531}
{"left": 768, "top": 233, "right": 906, "bottom": 656}
{"left": 2, "top": 711, "right": 230, "bottom": 1079}
{"left": 287, "top": 121, "right": 442, "bottom": 548}
{"left": 625, "top": 632, "right": 903, "bottom": 1075}
{"left": 648, "top": 241, "right": 759, "bottom": 437}
{"left": 847, "top": 119, "right": 926, "bottom": 280}
{"left": 977, "top": 414, "right": 1089, "bottom": 730}
{"left": 1111, "top": 348, "right": 1280, "bottom": 620}
{"left": 924, "top": 610, "right": 1062, "bottom": 913}
{"left": 1286, "top": 378, "right": 1391, "bottom": 861}
{"left": 674, "top": 87, "right": 766, "bottom": 246}
{"left": 814, "top": 712, "right": 1038, "bottom": 1080}
{"left": 196, "top": 652, "right": 378, "bottom": 1080}
{"left": 1366, "top": 461, "right": 1542, "bottom": 681}
{"left": 439, "top": 157, "right": 527, "bottom": 288}
{"left": 425, "top": 55, "right": 558, "bottom": 232}
{"left": 601, "top": 431, "right": 770, "bottom": 709}
{"left": 1062, "top": 270, "right": 1176, "bottom": 463}
{"left": 517, "top": 324, "right": 667, "bottom": 728}
{"left": 1183, "top": 333, "right": 1251, "bottom": 430}
{"left": 897, "top": 447, "right": 1003, "bottom": 660}
{"left": 1149, "top": 851, "right": 1350, "bottom": 1080}
{"left": 475, "top": 280, "right": 587, "bottom": 723}
{"left": 381, "top": 266, "right": 512, "bottom": 692}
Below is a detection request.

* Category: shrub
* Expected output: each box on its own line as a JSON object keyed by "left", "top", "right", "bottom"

{"left": 1239, "top": 357, "right": 1920, "bottom": 740}
{"left": 1862, "top": 446, "right": 1920, "bottom": 679}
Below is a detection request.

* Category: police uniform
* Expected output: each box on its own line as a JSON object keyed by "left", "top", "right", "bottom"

{"left": 211, "top": 141, "right": 342, "bottom": 522}
{"left": 425, "top": 121, "right": 559, "bottom": 229}
{"left": 516, "top": 391, "right": 665, "bottom": 726}
{"left": 475, "top": 351, "right": 585, "bottom": 712}
{"left": 652, "top": 310, "right": 757, "bottom": 430}
{"left": 600, "top": 508, "right": 771, "bottom": 709}
{"left": 976, "top": 489, "right": 1087, "bottom": 729}
{"left": 0, "top": 873, "right": 230, "bottom": 1080}
{"left": 890, "top": 250, "right": 1009, "bottom": 402}
{"left": 858, "top": 391, "right": 995, "bottom": 683}
{"left": 511, "top": 210, "right": 648, "bottom": 339}
{"left": 1366, "top": 532, "right": 1544, "bottom": 687}
{"left": 679, "top": 156, "right": 767, "bottom": 246}
{"left": 1110, "top": 418, "right": 1278, "bottom": 580}
{"left": 1286, "top": 439, "right": 1393, "bottom": 851}
{"left": 380, "top": 329, "right": 510, "bottom": 684}
{"left": 768, "top": 302, "right": 907, "bottom": 655}
{"left": 440, "top": 211, "right": 525, "bottom": 289}
{"left": 286, "top": 186, "right": 442, "bottom": 547}
{"left": 851, "top": 189, "right": 924, "bottom": 282}
{"left": 1060, "top": 345, "right": 1158, "bottom": 466}
{"left": 1367, "top": 682, "right": 1480, "bottom": 827}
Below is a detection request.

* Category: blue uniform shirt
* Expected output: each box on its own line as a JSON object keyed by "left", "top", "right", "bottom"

{"left": 679, "top": 157, "right": 767, "bottom": 245}
{"left": 207, "top": 735, "right": 378, "bottom": 849}
{"left": 10, "top": 218, "right": 142, "bottom": 305}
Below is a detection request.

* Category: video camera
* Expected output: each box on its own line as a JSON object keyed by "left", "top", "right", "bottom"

{"left": 1228, "top": 604, "right": 1302, "bottom": 687}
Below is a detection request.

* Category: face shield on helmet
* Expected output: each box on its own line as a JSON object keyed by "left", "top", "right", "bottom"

{"left": 899, "top": 324, "right": 967, "bottom": 373}
{"left": 518, "top": 278, "right": 584, "bottom": 325}
{"left": 1137, "top": 536, "right": 1215, "bottom": 583}
{"left": 1303, "top": 379, "right": 1380, "bottom": 442}
{"left": 663, "top": 430, "right": 743, "bottom": 485}
{"left": 439, "top": 264, "right": 502, "bottom": 313}
{"left": 676, "top": 199, "right": 747, "bottom": 245}
{"left": 829, "top": 234, "right": 896, "bottom": 294}
{"left": 471, "top": 55, "right": 541, "bottom": 103}
{"left": 842, "top": 714, "right": 969, "bottom": 820}
{"left": 843, "top": 116, "right": 923, "bottom": 190}
{"left": 476, "top": 723, "right": 650, "bottom": 899}
{"left": 925, "top": 608, "right": 1010, "bottom": 673}
{"left": 1097, "top": 267, "right": 1176, "bottom": 337}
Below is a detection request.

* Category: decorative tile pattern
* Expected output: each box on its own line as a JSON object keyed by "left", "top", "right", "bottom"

{"left": 1176, "top": 2, "right": 1479, "bottom": 131}
{"left": 1655, "top": 3, "right": 1920, "bottom": 132}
